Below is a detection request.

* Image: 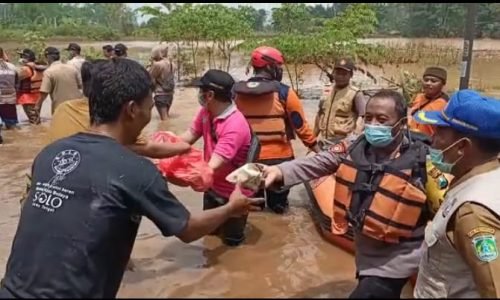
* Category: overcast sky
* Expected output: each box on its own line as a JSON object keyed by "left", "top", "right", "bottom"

{"left": 128, "top": 3, "right": 332, "bottom": 23}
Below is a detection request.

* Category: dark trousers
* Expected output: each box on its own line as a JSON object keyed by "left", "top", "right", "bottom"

{"left": 154, "top": 94, "right": 173, "bottom": 109}
{"left": 349, "top": 276, "right": 409, "bottom": 299}
{"left": 203, "top": 191, "right": 248, "bottom": 246}
{"left": 256, "top": 158, "right": 292, "bottom": 214}
{"left": 0, "top": 104, "right": 18, "bottom": 128}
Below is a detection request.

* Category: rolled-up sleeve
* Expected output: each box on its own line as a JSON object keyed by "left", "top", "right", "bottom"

{"left": 277, "top": 150, "right": 341, "bottom": 187}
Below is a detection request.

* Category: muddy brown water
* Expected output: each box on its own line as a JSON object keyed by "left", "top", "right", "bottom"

{"left": 2, "top": 37, "right": 500, "bottom": 298}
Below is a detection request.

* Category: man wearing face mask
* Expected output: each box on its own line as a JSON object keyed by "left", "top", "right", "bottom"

{"left": 0, "top": 59, "right": 261, "bottom": 298}
{"left": 314, "top": 58, "right": 367, "bottom": 145}
{"left": 233, "top": 46, "right": 319, "bottom": 214}
{"left": 412, "top": 89, "right": 500, "bottom": 298}
{"left": 261, "top": 89, "right": 449, "bottom": 298}
{"left": 180, "top": 69, "right": 254, "bottom": 246}
{"left": 408, "top": 66, "right": 449, "bottom": 138}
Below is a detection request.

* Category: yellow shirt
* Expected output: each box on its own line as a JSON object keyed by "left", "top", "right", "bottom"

{"left": 47, "top": 98, "right": 147, "bottom": 145}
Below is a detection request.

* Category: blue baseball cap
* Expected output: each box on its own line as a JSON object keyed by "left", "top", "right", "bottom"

{"left": 413, "top": 89, "right": 500, "bottom": 139}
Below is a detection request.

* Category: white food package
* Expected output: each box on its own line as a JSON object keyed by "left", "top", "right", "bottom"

{"left": 225, "top": 163, "right": 265, "bottom": 191}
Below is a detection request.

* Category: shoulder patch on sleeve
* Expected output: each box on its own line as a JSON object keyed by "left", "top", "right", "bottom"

{"left": 289, "top": 111, "right": 304, "bottom": 129}
{"left": 328, "top": 142, "right": 347, "bottom": 154}
{"left": 472, "top": 234, "right": 498, "bottom": 262}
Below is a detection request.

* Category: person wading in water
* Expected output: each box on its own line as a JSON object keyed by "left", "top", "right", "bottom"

{"left": 0, "top": 58, "right": 262, "bottom": 298}
{"left": 262, "top": 90, "right": 449, "bottom": 298}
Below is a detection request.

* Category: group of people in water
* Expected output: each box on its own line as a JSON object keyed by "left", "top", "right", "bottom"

{"left": 0, "top": 42, "right": 175, "bottom": 144}
{"left": 0, "top": 43, "right": 500, "bottom": 299}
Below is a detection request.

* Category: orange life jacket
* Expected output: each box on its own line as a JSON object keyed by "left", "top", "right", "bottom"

{"left": 18, "top": 63, "right": 43, "bottom": 94}
{"left": 332, "top": 135, "right": 428, "bottom": 243}
{"left": 410, "top": 92, "right": 449, "bottom": 115}
{"left": 408, "top": 93, "right": 449, "bottom": 137}
{"left": 233, "top": 79, "right": 293, "bottom": 144}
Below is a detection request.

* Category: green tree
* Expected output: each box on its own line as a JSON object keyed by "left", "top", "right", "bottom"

{"left": 241, "top": 3, "right": 380, "bottom": 94}
{"left": 0, "top": 3, "right": 138, "bottom": 40}
{"left": 271, "top": 3, "right": 313, "bottom": 34}
{"left": 237, "top": 6, "right": 266, "bottom": 32}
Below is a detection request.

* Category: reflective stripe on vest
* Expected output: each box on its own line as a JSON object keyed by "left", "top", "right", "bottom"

{"left": 332, "top": 137, "right": 428, "bottom": 243}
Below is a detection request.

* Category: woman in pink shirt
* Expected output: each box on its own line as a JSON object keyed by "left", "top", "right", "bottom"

{"left": 180, "top": 70, "right": 252, "bottom": 246}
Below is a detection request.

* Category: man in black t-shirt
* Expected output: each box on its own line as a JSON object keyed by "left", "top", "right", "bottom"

{"left": 0, "top": 58, "right": 261, "bottom": 298}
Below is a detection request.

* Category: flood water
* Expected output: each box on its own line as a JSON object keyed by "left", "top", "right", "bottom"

{"left": 2, "top": 37, "right": 500, "bottom": 298}
{"left": 0, "top": 86, "right": 362, "bottom": 298}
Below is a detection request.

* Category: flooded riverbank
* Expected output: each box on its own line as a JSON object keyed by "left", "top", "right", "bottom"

{"left": 2, "top": 36, "right": 500, "bottom": 297}
{"left": 0, "top": 87, "right": 364, "bottom": 298}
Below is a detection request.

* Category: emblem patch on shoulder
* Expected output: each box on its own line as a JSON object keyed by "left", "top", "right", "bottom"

{"left": 329, "top": 143, "right": 346, "bottom": 154}
{"left": 472, "top": 234, "right": 498, "bottom": 262}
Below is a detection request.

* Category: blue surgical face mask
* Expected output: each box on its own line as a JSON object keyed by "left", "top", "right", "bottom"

{"left": 428, "top": 138, "right": 467, "bottom": 174}
{"left": 364, "top": 124, "right": 398, "bottom": 147}
{"left": 428, "top": 148, "right": 454, "bottom": 174}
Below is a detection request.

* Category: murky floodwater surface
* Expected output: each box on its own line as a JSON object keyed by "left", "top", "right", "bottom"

{"left": 2, "top": 38, "right": 500, "bottom": 298}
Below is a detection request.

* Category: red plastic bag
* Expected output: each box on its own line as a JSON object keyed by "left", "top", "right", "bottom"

{"left": 152, "top": 131, "right": 213, "bottom": 192}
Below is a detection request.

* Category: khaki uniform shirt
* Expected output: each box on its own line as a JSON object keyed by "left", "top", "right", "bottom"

{"left": 40, "top": 61, "right": 83, "bottom": 114}
{"left": 446, "top": 160, "right": 500, "bottom": 298}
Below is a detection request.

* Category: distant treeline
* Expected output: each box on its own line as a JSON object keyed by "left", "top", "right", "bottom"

{"left": 1, "top": 3, "right": 499, "bottom": 41}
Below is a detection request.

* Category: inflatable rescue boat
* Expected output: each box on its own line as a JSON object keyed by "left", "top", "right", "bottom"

{"left": 304, "top": 173, "right": 420, "bottom": 287}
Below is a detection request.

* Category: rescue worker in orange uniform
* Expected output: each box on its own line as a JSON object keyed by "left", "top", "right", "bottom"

{"left": 408, "top": 67, "right": 448, "bottom": 138}
{"left": 262, "top": 89, "right": 449, "bottom": 298}
{"left": 314, "top": 58, "right": 367, "bottom": 146}
{"left": 16, "top": 49, "right": 46, "bottom": 124}
{"left": 233, "top": 46, "right": 319, "bottom": 214}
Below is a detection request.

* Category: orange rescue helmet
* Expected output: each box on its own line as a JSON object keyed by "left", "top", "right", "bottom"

{"left": 251, "top": 46, "right": 284, "bottom": 68}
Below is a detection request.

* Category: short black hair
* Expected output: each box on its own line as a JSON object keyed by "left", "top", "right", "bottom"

{"left": 44, "top": 47, "right": 60, "bottom": 62}
{"left": 88, "top": 58, "right": 153, "bottom": 125}
{"left": 201, "top": 87, "right": 232, "bottom": 103}
{"left": 368, "top": 89, "right": 408, "bottom": 120}
{"left": 102, "top": 45, "right": 113, "bottom": 52}
{"left": 18, "top": 49, "right": 37, "bottom": 62}
{"left": 114, "top": 43, "right": 128, "bottom": 57}
{"left": 470, "top": 136, "right": 500, "bottom": 155}
{"left": 81, "top": 59, "right": 108, "bottom": 98}
{"left": 253, "top": 66, "right": 274, "bottom": 77}
{"left": 47, "top": 53, "right": 60, "bottom": 62}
